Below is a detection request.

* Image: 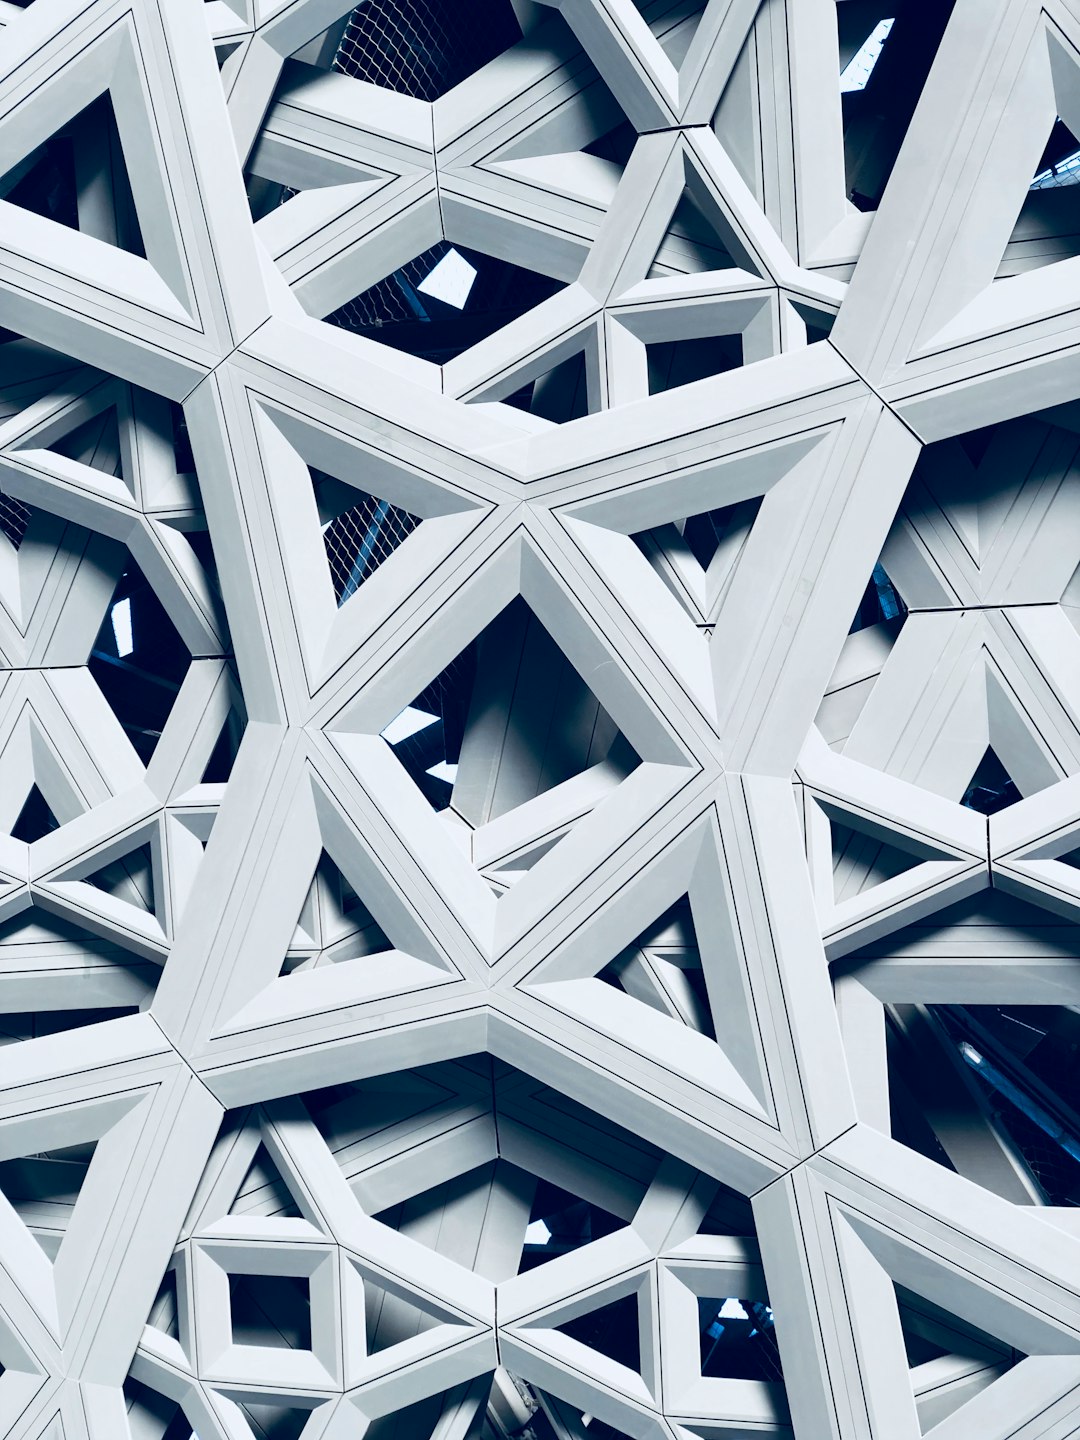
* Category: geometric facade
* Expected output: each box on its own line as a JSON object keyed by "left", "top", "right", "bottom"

{"left": 0, "top": 0, "right": 1078, "bottom": 1437}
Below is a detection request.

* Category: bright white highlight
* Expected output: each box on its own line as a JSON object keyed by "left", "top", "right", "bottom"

{"left": 426, "top": 759, "right": 459, "bottom": 783}
{"left": 111, "top": 597, "right": 133, "bottom": 657}
{"left": 417, "top": 249, "right": 478, "bottom": 308}
{"left": 718, "top": 1297, "right": 749, "bottom": 1320}
{"left": 524, "top": 1219, "right": 552, "bottom": 1245}
{"left": 381, "top": 706, "right": 439, "bottom": 744}
{"left": 839, "top": 19, "right": 894, "bottom": 92}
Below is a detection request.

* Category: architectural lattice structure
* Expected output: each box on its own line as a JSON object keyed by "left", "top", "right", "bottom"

{"left": 0, "top": 0, "right": 1079, "bottom": 1437}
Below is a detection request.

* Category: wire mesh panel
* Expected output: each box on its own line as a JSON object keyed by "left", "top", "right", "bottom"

{"left": 333, "top": 0, "right": 520, "bottom": 100}
{"left": 319, "top": 484, "right": 422, "bottom": 604}
{"left": 0, "top": 492, "right": 31, "bottom": 548}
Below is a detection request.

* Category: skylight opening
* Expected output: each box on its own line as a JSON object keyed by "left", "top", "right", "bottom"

{"left": 417, "top": 249, "right": 478, "bottom": 309}
{"left": 839, "top": 18, "right": 894, "bottom": 93}
{"left": 111, "top": 597, "right": 133, "bottom": 658}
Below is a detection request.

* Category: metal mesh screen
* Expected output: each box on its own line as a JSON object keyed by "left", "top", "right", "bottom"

{"left": 332, "top": 0, "right": 520, "bottom": 101}
{"left": 0, "top": 493, "right": 31, "bottom": 549}
{"left": 326, "top": 242, "right": 448, "bottom": 335}
{"left": 320, "top": 485, "right": 421, "bottom": 605}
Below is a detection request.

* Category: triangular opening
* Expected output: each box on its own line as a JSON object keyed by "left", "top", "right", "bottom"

{"left": 521, "top": 1178, "right": 624, "bottom": 1271}
{"left": 556, "top": 1292, "right": 641, "bottom": 1374}
{"left": 598, "top": 896, "right": 716, "bottom": 1041}
{"left": 322, "top": 242, "right": 563, "bottom": 364}
{"left": 849, "top": 562, "right": 908, "bottom": 635}
{"left": 363, "top": 1272, "right": 445, "bottom": 1354}
{"left": 310, "top": 467, "right": 422, "bottom": 606}
{"left": 147, "top": 1266, "right": 181, "bottom": 1341}
{"left": 10, "top": 785, "right": 60, "bottom": 842}
{"left": 646, "top": 333, "right": 743, "bottom": 394}
{"left": 503, "top": 348, "right": 592, "bottom": 424}
{"left": 829, "top": 817, "right": 923, "bottom": 904}
{"left": 699, "top": 1297, "right": 783, "bottom": 1381}
{"left": 229, "top": 1270, "right": 312, "bottom": 1350}
{"left": 85, "top": 841, "right": 155, "bottom": 914}
{"left": 48, "top": 408, "right": 122, "bottom": 480}
{"left": 123, "top": 1377, "right": 197, "bottom": 1440}
{"left": 230, "top": 1142, "right": 304, "bottom": 1220}
{"left": 631, "top": 496, "right": 762, "bottom": 625}
{"left": 893, "top": 1282, "right": 1022, "bottom": 1434}
{"left": 281, "top": 851, "right": 393, "bottom": 976}
{"left": 793, "top": 300, "right": 837, "bottom": 345}
{"left": 0, "top": 1139, "right": 98, "bottom": 1261}
{"left": 380, "top": 597, "right": 641, "bottom": 885}
{"left": 237, "top": 1401, "right": 317, "bottom": 1440}
{"left": 648, "top": 186, "right": 739, "bottom": 277}
{"left": 89, "top": 562, "right": 191, "bottom": 764}
{"left": 961, "top": 747, "right": 1020, "bottom": 814}
{"left": 0, "top": 93, "right": 145, "bottom": 256}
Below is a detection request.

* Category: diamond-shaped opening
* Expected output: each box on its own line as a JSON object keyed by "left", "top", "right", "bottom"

{"left": 229, "top": 1271, "right": 313, "bottom": 1350}
{"left": 89, "top": 560, "right": 192, "bottom": 764}
{"left": 0, "top": 1140, "right": 98, "bottom": 1261}
{"left": 557, "top": 1292, "right": 641, "bottom": 1372}
{"left": 310, "top": 467, "right": 421, "bottom": 606}
{"left": 646, "top": 334, "right": 743, "bottom": 394}
{"left": 839, "top": 0, "right": 957, "bottom": 213}
{"left": 961, "top": 748, "right": 1020, "bottom": 815}
{"left": 698, "top": 1297, "right": 783, "bottom": 1381}
{"left": 323, "top": 242, "right": 564, "bottom": 364}
{"left": 0, "top": 92, "right": 145, "bottom": 255}
{"left": 281, "top": 851, "right": 393, "bottom": 977}
{"left": 230, "top": 1142, "right": 304, "bottom": 1220}
{"left": 598, "top": 896, "right": 716, "bottom": 1040}
{"left": 380, "top": 598, "right": 640, "bottom": 883}
{"left": 122, "top": 1376, "right": 199, "bottom": 1440}
{"left": 631, "top": 497, "right": 761, "bottom": 626}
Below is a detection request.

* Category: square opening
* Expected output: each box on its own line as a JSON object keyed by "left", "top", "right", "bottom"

{"left": 228, "top": 1270, "right": 312, "bottom": 1351}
